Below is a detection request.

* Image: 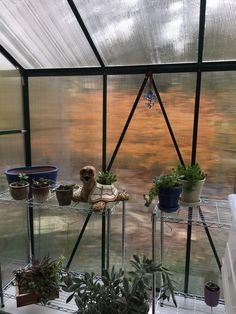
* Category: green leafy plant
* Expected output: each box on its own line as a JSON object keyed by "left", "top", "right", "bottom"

{"left": 144, "top": 171, "right": 180, "bottom": 207}
{"left": 13, "top": 256, "right": 64, "bottom": 305}
{"left": 11, "top": 173, "right": 29, "bottom": 186}
{"left": 32, "top": 178, "right": 51, "bottom": 188}
{"left": 97, "top": 171, "right": 117, "bottom": 185}
{"left": 56, "top": 184, "right": 75, "bottom": 191}
{"left": 62, "top": 255, "right": 177, "bottom": 314}
{"left": 174, "top": 164, "right": 205, "bottom": 191}
{"left": 205, "top": 281, "right": 220, "bottom": 292}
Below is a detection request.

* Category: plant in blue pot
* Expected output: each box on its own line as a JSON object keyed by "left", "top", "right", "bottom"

{"left": 144, "top": 170, "right": 181, "bottom": 212}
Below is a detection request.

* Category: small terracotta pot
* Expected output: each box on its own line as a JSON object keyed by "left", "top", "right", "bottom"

{"left": 56, "top": 188, "right": 73, "bottom": 206}
{"left": 31, "top": 185, "right": 50, "bottom": 203}
{"left": 9, "top": 182, "right": 30, "bottom": 200}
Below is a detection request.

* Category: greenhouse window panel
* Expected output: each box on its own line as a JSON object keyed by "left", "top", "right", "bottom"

{"left": 74, "top": 0, "right": 200, "bottom": 66}
{"left": 204, "top": 0, "right": 236, "bottom": 61}
{"left": 0, "top": 0, "right": 100, "bottom": 69}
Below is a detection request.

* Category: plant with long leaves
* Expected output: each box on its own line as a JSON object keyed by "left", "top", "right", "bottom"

{"left": 62, "top": 255, "right": 177, "bottom": 314}
{"left": 14, "top": 255, "right": 64, "bottom": 305}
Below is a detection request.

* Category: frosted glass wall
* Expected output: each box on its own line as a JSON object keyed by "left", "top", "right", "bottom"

{"left": 0, "top": 53, "right": 27, "bottom": 286}
{"left": 198, "top": 71, "right": 236, "bottom": 198}
{"left": 0, "top": 53, "right": 24, "bottom": 189}
{"left": 29, "top": 76, "right": 103, "bottom": 181}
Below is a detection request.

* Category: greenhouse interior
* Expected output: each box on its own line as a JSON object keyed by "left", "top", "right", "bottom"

{"left": 0, "top": 0, "right": 236, "bottom": 313}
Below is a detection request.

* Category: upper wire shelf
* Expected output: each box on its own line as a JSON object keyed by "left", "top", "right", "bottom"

{"left": 153, "top": 198, "right": 231, "bottom": 229}
{"left": 0, "top": 190, "right": 120, "bottom": 215}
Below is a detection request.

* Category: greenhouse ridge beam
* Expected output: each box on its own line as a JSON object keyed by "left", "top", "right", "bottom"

{"left": 67, "top": 0, "right": 105, "bottom": 67}
{"left": 25, "top": 61, "right": 236, "bottom": 77}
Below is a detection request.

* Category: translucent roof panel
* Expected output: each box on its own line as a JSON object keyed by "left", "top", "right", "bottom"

{"left": 0, "top": 0, "right": 99, "bottom": 69}
{"left": 74, "top": 0, "right": 200, "bottom": 66}
{"left": 204, "top": 0, "right": 236, "bottom": 61}
{"left": 0, "top": 53, "right": 16, "bottom": 70}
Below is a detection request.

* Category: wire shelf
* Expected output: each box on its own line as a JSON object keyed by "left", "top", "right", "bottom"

{"left": 0, "top": 190, "right": 120, "bottom": 215}
{"left": 155, "top": 199, "right": 231, "bottom": 229}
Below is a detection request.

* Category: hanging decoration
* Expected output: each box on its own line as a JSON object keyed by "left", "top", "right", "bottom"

{"left": 144, "top": 73, "right": 158, "bottom": 109}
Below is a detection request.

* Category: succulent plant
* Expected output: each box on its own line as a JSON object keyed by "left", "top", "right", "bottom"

{"left": 97, "top": 171, "right": 117, "bottom": 185}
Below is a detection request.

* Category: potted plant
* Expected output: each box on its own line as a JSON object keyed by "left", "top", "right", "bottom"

{"left": 204, "top": 281, "right": 220, "bottom": 308}
{"left": 97, "top": 171, "right": 117, "bottom": 185}
{"left": 9, "top": 173, "right": 30, "bottom": 200}
{"left": 91, "top": 170, "right": 119, "bottom": 203}
{"left": 144, "top": 171, "right": 181, "bottom": 212}
{"left": 31, "top": 178, "right": 51, "bottom": 203}
{"left": 174, "top": 164, "right": 206, "bottom": 205}
{"left": 62, "top": 254, "right": 177, "bottom": 313}
{"left": 13, "top": 255, "right": 63, "bottom": 307}
{"left": 56, "top": 184, "right": 75, "bottom": 206}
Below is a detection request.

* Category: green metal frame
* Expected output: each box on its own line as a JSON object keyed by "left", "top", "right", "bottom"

{"left": 0, "top": 0, "right": 234, "bottom": 293}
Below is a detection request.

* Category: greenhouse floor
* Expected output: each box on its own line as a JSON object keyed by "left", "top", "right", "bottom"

{"left": 1, "top": 284, "right": 225, "bottom": 314}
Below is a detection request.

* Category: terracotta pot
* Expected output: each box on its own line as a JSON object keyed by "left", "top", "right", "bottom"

{"left": 178, "top": 178, "right": 206, "bottom": 204}
{"left": 56, "top": 188, "right": 73, "bottom": 206}
{"left": 31, "top": 185, "right": 50, "bottom": 203}
{"left": 9, "top": 182, "right": 30, "bottom": 200}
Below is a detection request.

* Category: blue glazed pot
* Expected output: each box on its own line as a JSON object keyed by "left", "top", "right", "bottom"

{"left": 5, "top": 166, "right": 59, "bottom": 187}
{"left": 158, "top": 187, "right": 182, "bottom": 212}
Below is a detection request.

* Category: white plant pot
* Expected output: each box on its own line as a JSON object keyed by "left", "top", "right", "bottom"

{"left": 178, "top": 178, "right": 206, "bottom": 205}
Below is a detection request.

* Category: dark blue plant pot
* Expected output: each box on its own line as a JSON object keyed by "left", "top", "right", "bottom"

{"left": 4, "top": 165, "right": 59, "bottom": 187}
{"left": 158, "top": 187, "right": 182, "bottom": 213}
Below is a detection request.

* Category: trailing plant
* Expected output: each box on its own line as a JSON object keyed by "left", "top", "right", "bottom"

{"left": 174, "top": 164, "right": 205, "bottom": 191}
{"left": 32, "top": 178, "right": 51, "bottom": 188}
{"left": 144, "top": 171, "right": 180, "bottom": 207}
{"left": 62, "top": 255, "right": 177, "bottom": 314}
{"left": 97, "top": 171, "right": 117, "bottom": 185}
{"left": 13, "top": 255, "right": 64, "bottom": 305}
{"left": 11, "top": 173, "right": 29, "bottom": 186}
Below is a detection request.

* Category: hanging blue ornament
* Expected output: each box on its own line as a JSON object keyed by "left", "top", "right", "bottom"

{"left": 144, "top": 89, "right": 158, "bottom": 109}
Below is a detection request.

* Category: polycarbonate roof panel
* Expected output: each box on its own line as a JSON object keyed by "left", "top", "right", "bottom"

{"left": 74, "top": 0, "right": 200, "bottom": 66}
{"left": 0, "top": 0, "right": 99, "bottom": 69}
{"left": 204, "top": 0, "right": 236, "bottom": 61}
{"left": 0, "top": 53, "right": 16, "bottom": 70}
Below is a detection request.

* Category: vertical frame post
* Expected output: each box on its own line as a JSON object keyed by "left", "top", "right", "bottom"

{"left": 121, "top": 201, "right": 126, "bottom": 271}
{"left": 103, "top": 74, "right": 107, "bottom": 171}
{"left": 184, "top": 0, "right": 206, "bottom": 293}
{"left": 21, "top": 74, "right": 34, "bottom": 261}
{"left": 151, "top": 206, "right": 157, "bottom": 314}
{"left": 102, "top": 211, "right": 106, "bottom": 275}
{"left": 21, "top": 74, "right": 31, "bottom": 166}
